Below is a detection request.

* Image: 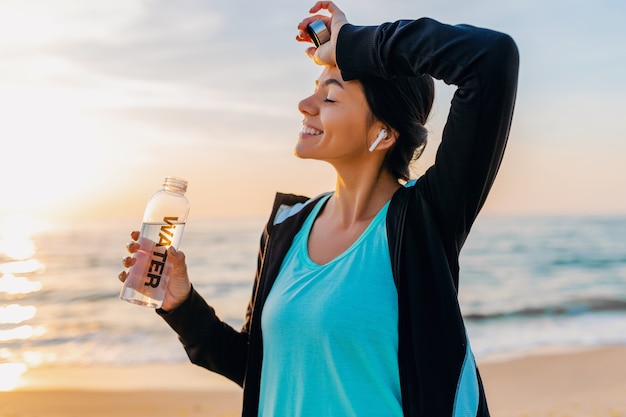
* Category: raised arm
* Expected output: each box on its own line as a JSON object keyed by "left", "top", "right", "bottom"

{"left": 336, "top": 18, "right": 519, "bottom": 245}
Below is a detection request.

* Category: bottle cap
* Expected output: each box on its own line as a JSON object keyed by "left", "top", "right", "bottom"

{"left": 306, "top": 19, "right": 330, "bottom": 48}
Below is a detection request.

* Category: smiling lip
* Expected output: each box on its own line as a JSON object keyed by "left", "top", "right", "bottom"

{"left": 300, "top": 124, "right": 323, "bottom": 138}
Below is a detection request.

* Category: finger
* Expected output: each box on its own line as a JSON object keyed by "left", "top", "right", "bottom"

{"left": 312, "top": 51, "right": 327, "bottom": 66}
{"left": 118, "top": 271, "right": 127, "bottom": 282}
{"left": 296, "top": 29, "right": 309, "bottom": 43}
{"left": 305, "top": 46, "right": 317, "bottom": 59}
{"left": 309, "top": 1, "right": 341, "bottom": 15}
{"left": 168, "top": 246, "right": 186, "bottom": 264}
{"left": 122, "top": 256, "right": 136, "bottom": 268}
{"left": 126, "top": 241, "right": 140, "bottom": 253}
{"left": 309, "top": 1, "right": 347, "bottom": 30}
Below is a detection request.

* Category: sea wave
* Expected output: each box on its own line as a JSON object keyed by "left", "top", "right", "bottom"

{"left": 465, "top": 296, "right": 626, "bottom": 321}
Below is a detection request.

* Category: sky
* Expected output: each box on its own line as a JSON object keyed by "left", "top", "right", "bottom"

{"left": 1, "top": 0, "right": 625, "bottom": 227}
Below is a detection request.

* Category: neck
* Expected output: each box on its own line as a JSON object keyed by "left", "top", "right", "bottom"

{"left": 326, "top": 161, "right": 400, "bottom": 227}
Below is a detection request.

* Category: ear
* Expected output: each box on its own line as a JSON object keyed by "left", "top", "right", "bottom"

{"left": 368, "top": 126, "right": 397, "bottom": 152}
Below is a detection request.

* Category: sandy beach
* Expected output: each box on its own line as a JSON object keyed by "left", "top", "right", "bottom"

{"left": 481, "top": 345, "right": 626, "bottom": 417}
{"left": 1, "top": 346, "right": 625, "bottom": 417}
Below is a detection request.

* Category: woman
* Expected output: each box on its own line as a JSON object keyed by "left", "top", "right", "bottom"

{"left": 119, "top": 2, "right": 518, "bottom": 415}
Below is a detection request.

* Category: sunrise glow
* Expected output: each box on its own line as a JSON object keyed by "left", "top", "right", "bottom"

{"left": 0, "top": 363, "right": 27, "bottom": 392}
{"left": 0, "top": 215, "right": 38, "bottom": 259}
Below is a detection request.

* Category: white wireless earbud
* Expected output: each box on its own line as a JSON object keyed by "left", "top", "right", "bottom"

{"left": 369, "top": 129, "right": 387, "bottom": 152}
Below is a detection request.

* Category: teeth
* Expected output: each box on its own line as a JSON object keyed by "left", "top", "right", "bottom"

{"left": 302, "top": 126, "right": 322, "bottom": 135}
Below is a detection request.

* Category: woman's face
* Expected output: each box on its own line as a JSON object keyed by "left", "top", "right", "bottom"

{"left": 296, "top": 66, "right": 377, "bottom": 164}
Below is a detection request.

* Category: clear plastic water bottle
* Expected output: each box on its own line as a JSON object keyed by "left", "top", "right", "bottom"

{"left": 120, "top": 177, "right": 190, "bottom": 308}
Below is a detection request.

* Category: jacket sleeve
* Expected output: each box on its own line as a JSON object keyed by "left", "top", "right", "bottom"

{"left": 336, "top": 18, "right": 519, "bottom": 247}
{"left": 155, "top": 222, "right": 274, "bottom": 388}
{"left": 157, "top": 285, "right": 249, "bottom": 386}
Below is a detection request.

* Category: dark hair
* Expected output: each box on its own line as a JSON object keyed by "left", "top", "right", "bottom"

{"left": 360, "top": 74, "right": 435, "bottom": 181}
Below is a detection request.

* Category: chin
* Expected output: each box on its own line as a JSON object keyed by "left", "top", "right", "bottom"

{"left": 294, "top": 142, "right": 312, "bottom": 160}
{"left": 294, "top": 150, "right": 312, "bottom": 160}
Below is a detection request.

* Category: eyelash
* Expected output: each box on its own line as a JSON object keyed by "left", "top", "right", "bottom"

{"left": 323, "top": 98, "right": 336, "bottom": 103}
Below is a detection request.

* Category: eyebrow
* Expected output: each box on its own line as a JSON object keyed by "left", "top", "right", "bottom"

{"left": 315, "top": 78, "right": 345, "bottom": 89}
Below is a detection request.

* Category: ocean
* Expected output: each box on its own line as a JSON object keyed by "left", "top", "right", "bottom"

{"left": 1, "top": 214, "right": 626, "bottom": 376}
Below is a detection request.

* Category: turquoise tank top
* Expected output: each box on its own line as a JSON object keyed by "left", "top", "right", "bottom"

{"left": 259, "top": 194, "right": 402, "bottom": 416}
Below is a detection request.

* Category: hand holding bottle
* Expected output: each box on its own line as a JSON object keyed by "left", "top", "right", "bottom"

{"left": 119, "top": 230, "right": 191, "bottom": 312}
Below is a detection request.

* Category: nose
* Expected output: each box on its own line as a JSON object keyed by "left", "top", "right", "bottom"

{"left": 298, "top": 93, "right": 318, "bottom": 116}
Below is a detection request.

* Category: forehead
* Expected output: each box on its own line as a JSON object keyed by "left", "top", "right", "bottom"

{"left": 315, "top": 66, "right": 357, "bottom": 90}
{"left": 317, "top": 66, "right": 343, "bottom": 82}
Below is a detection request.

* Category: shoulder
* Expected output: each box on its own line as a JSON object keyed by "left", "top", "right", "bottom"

{"left": 270, "top": 192, "right": 332, "bottom": 226}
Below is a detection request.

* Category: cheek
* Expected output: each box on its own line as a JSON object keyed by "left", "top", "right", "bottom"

{"left": 321, "top": 108, "right": 359, "bottom": 134}
{"left": 324, "top": 110, "right": 369, "bottom": 143}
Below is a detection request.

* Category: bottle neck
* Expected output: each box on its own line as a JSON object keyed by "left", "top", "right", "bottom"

{"left": 163, "top": 177, "right": 187, "bottom": 194}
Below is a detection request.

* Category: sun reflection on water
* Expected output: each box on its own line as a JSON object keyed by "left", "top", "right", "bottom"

{"left": 0, "top": 304, "right": 37, "bottom": 324}
{"left": 0, "top": 274, "right": 42, "bottom": 295}
{"left": 0, "top": 259, "right": 44, "bottom": 275}
{"left": 0, "top": 214, "right": 45, "bottom": 391}
{"left": 0, "top": 324, "right": 46, "bottom": 342}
